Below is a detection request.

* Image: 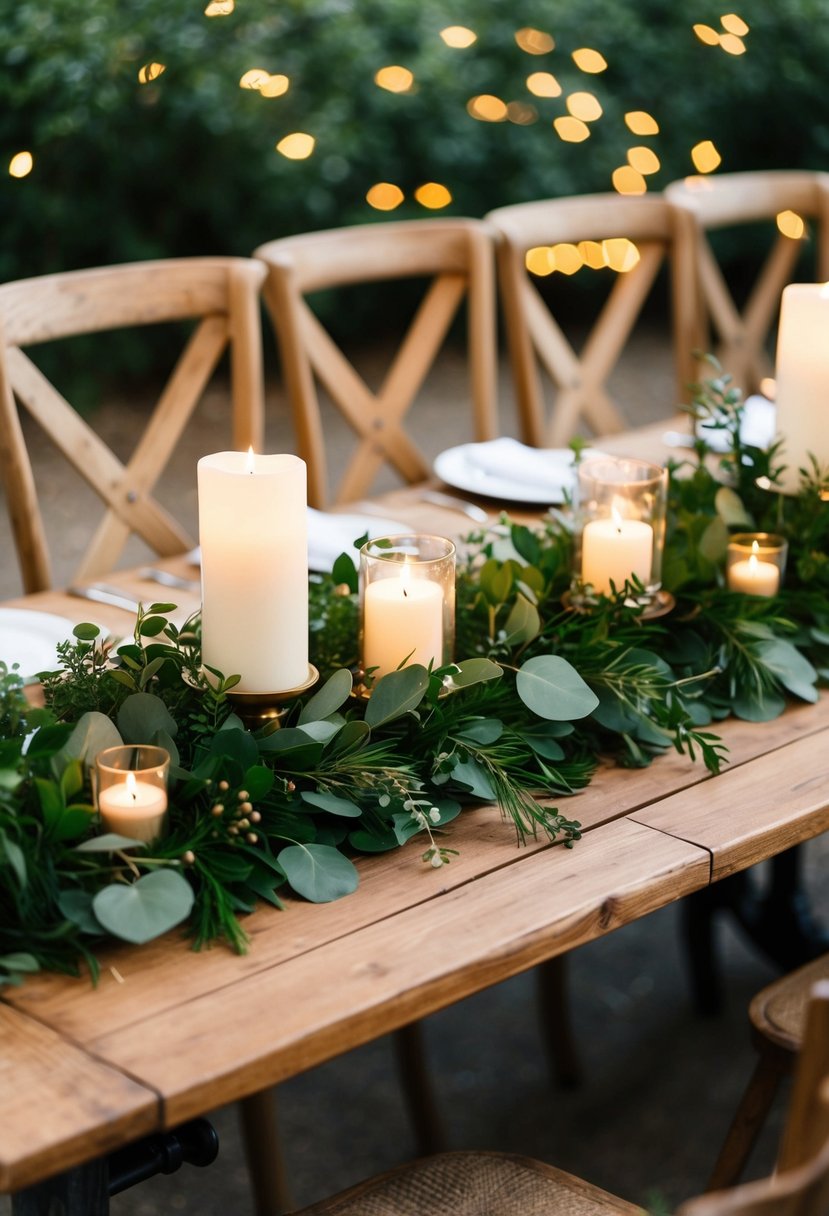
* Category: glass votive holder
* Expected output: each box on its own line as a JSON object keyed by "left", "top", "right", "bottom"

{"left": 573, "top": 456, "right": 669, "bottom": 604}
{"left": 95, "top": 745, "right": 171, "bottom": 843}
{"left": 360, "top": 534, "right": 455, "bottom": 683}
{"left": 726, "top": 533, "right": 788, "bottom": 597}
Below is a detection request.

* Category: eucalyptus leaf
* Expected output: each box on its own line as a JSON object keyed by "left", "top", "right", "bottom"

{"left": 455, "top": 719, "right": 503, "bottom": 745}
{"left": 364, "top": 665, "right": 429, "bottom": 727}
{"left": 301, "top": 790, "right": 362, "bottom": 817}
{"left": 698, "top": 516, "right": 730, "bottom": 564}
{"left": 93, "top": 870, "right": 194, "bottom": 944}
{"left": 715, "top": 486, "right": 753, "bottom": 528}
{"left": 447, "top": 658, "right": 503, "bottom": 688}
{"left": 450, "top": 757, "right": 497, "bottom": 801}
{"left": 72, "top": 622, "right": 102, "bottom": 642}
{"left": 516, "top": 655, "right": 599, "bottom": 721}
{"left": 753, "top": 638, "right": 818, "bottom": 703}
{"left": 348, "top": 827, "right": 400, "bottom": 853}
{"left": 209, "top": 727, "right": 259, "bottom": 769}
{"left": 58, "top": 889, "right": 102, "bottom": 934}
{"left": 504, "top": 594, "right": 541, "bottom": 646}
{"left": 75, "top": 833, "right": 147, "bottom": 852}
{"left": 298, "top": 669, "right": 353, "bottom": 724}
{"left": 2, "top": 835, "right": 26, "bottom": 887}
{"left": 0, "top": 952, "right": 40, "bottom": 973}
{"left": 277, "top": 844, "right": 359, "bottom": 902}
{"left": 117, "top": 693, "right": 178, "bottom": 744}
{"left": 56, "top": 712, "right": 122, "bottom": 770}
{"left": 325, "top": 719, "right": 370, "bottom": 756}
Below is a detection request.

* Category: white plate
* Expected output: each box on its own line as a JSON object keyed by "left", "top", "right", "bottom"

{"left": 0, "top": 608, "right": 87, "bottom": 681}
{"left": 433, "top": 438, "right": 604, "bottom": 505}
{"left": 698, "top": 394, "right": 776, "bottom": 453}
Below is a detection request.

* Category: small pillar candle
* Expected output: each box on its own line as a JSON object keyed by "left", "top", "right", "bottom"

{"left": 96, "top": 745, "right": 170, "bottom": 844}
{"left": 582, "top": 514, "right": 654, "bottom": 596}
{"left": 198, "top": 450, "right": 309, "bottom": 694}
{"left": 727, "top": 534, "right": 787, "bottom": 597}
{"left": 774, "top": 283, "right": 829, "bottom": 494}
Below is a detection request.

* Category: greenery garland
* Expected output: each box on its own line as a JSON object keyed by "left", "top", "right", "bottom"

{"left": 1, "top": 362, "right": 827, "bottom": 987}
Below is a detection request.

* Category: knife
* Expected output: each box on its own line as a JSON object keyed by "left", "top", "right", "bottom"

{"left": 68, "top": 584, "right": 141, "bottom": 614}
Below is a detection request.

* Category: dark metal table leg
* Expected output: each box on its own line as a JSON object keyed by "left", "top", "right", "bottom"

{"left": 11, "top": 1159, "right": 108, "bottom": 1216}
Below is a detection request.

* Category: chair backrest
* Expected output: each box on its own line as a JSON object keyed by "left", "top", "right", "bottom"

{"left": 665, "top": 169, "right": 829, "bottom": 396}
{"left": 254, "top": 218, "right": 497, "bottom": 509}
{"left": 0, "top": 257, "right": 266, "bottom": 593}
{"left": 485, "top": 194, "right": 689, "bottom": 447}
{"left": 678, "top": 981, "right": 829, "bottom": 1216}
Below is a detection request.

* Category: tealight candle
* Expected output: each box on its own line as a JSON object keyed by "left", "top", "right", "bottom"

{"left": 198, "top": 450, "right": 309, "bottom": 694}
{"left": 95, "top": 746, "right": 170, "bottom": 844}
{"left": 726, "top": 533, "right": 787, "bottom": 597}
{"left": 582, "top": 511, "right": 654, "bottom": 596}
{"left": 360, "top": 535, "right": 456, "bottom": 684}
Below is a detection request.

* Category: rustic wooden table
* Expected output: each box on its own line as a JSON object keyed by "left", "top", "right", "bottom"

{"left": 3, "top": 428, "right": 828, "bottom": 1210}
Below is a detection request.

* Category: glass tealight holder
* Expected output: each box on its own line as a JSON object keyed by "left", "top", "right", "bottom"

{"left": 727, "top": 533, "right": 788, "bottom": 597}
{"left": 95, "top": 745, "right": 170, "bottom": 844}
{"left": 573, "top": 456, "right": 669, "bottom": 609}
{"left": 359, "top": 535, "right": 455, "bottom": 685}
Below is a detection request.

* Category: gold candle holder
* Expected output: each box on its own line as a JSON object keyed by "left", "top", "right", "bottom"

{"left": 727, "top": 533, "right": 787, "bottom": 596}
{"left": 227, "top": 664, "right": 320, "bottom": 730}
{"left": 95, "top": 745, "right": 171, "bottom": 843}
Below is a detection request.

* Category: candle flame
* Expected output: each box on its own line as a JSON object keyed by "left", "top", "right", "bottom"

{"left": 611, "top": 504, "right": 624, "bottom": 533}
{"left": 821, "top": 282, "right": 829, "bottom": 300}
{"left": 246, "top": 445, "right": 255, "bottom": 474}
{"left": 751, "top": 540, "right": 760, "bottom": 557}
{"left": 125, "top": 771, "right": 137, "bottom": 801}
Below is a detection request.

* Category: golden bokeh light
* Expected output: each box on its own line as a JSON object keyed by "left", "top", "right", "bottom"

{"left": 719, "top": 33, "right": 746, "bottom": 54}
{"left": 366, "top": 182, "right": 404, "bottom": 211}
{"left": 9, "top": 151, "right": 33, "bottom": 179}
{"left": 526, "top": 71, "right": 561, "bottom": 98}
{"left": 628, "top": 146, "right": 661, "bottom": 175}
{"left": 239, "top": 68, "right": 270, "bottom": 90}
{"left": 467, "top": 94, "right": 508, "bottom": 122}
{"left": 759, "top": 376, "right": 776, "bottom": 399}
{"left": 374, "top": 65, "right": 414, "bottom": 93}
{"left": 693, "top": 23, "right": 720, "bottom": 45}
{"left": 276, "top": 133, "right": 315, "bottom": 160}
{"left": 526, "top": 247, "right": 555, "bottom": 276}
{"left": 578, "top": 240, "right": 606, "bottom": 269}
{"left": 554, "top": 116, "right": 590, "bottom": 142}
{"left": 138, "top": 62, "right": 166, "bottom": 84}
{"left": 204, "top": 0, "right": 234, "bottom": 15}
{"left": 612, "top": 166, "right": 647, "bottom": 195}
{"left": 440, "top": 26, "right": 476, "bottom": 48}
{"left": 566, "top": 91, "right": 603, "bottom": 122}
{"left": 415, "top": 182, "right": 453, "bottom": 209}
{"left": 691, "top": 140, "right": 722, "bottom": 173}
{"left": 572, "top": 48, "right": 608, "bottom": 73}
{"left": 552, "top": 243, "right": 583, "bottom": 275}
{"left": 777, "top": 210, "right": 806, "bottom": 240}
{"left": 625, "top": 111, "right": 659, "bottom": 135}
{"left": 507, "top": 101, "right": 539, "bottom": 125}
{"left": 603, "top": 238, "right": 641, "bottom": 272}
{"left": 260, "top": 75, "right": 290, "bottom": 98}
{"left": 515, "top": 28, "right": 555, "bottom": 55}
{"left": 721, "top": 13, "right": 749, "bottom": 35}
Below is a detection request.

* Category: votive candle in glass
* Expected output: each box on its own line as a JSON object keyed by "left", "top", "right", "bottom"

{"left": 360, "top": 535, "right": 455, "bottom": 682}
{"left": 727, "top": 533, "right": 788, "bottom": 597}
{"left": 95, "top": 745, "right": 171, "bottom": 843}
{"left": 575, "top": 457, "right": 668, "bottom": 601}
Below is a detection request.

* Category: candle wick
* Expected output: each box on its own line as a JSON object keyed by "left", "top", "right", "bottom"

{"left": 403, "top": 588, "right": 408, "bottom": 598}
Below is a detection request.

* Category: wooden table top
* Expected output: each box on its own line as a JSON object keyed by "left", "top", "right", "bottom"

{"left": 3, "top": 423, "right": 828, "bottom": 1194}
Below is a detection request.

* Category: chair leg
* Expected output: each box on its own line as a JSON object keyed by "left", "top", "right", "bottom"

{"left": 705, "top": 1049, "right": 790, "bottom": 1192}
{"left": 393, "top": 1022, "right": 446, "bottom": 1156}
{"left": 536, "top": 955, "right": 581, "bottom": 1088}
{"left": 682, "top": 885, "right": 728, "bottom": 1017}
{"left": 238, "top": 1089, "right": 292, "bottom": 1216}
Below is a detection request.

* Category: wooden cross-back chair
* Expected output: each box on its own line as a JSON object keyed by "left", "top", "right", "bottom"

{"left": 665, "top": 169, "right": 829, "bottom": 396}
{"left": 288, "top": 982, "right": 829, "bottom": 1216}
{"left": 485, "top": 193, "right": 691, "bottom": 447}
{"left": 254, "top": 218, "right": 498, "bottom": 509}
{"left": 0, "top": 257, "right": 266, "bottom": 593}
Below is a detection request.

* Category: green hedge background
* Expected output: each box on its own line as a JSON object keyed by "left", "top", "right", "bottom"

{"left": 3, "top": 0, "right": 828, "bottom": 286}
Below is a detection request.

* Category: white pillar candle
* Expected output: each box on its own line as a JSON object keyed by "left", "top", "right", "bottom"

{"left": 198, "top": 451, "right": 308, "bottom": 693}
{"left": 98, "top": 772, "right": 168, "bottom": 843}
{"left": 582, "top": 516, "right": 653, "bottom": 596}
{"left": 774, "top": 283, "right": 829, "bottom": 494}
{"left": 363, "top": 564, "right": 444, "bottom": 679}
{"left": 728, "top": 547, "right": 780, "bottom": 597}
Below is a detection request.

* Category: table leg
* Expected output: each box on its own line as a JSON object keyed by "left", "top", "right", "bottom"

{"left": 11, "top": 1159, "right": 108, "bottom": 1216}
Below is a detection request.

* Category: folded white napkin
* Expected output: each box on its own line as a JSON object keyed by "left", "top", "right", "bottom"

{"left": 699, "top": 394, "right": 776, "bottom": 453}
{"left": 307, "top": 508, "right": 407, "bottom": 572}
{"left": 459, "top": 437, "right": 599, "bottom": 498}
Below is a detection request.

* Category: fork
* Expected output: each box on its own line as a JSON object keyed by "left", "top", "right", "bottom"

{"left": 139, "top": 567, "right": 201, "bottom": 594}
{"left": 418, "top": 489, "right": 489, "bottom": 524}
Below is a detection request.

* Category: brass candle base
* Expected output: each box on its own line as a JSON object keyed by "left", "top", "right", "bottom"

{"left": 562, "top": 588, "right": 675, "bottom": 620}
{"left": 227, "top": 665, "right": 320, "bottom": 730}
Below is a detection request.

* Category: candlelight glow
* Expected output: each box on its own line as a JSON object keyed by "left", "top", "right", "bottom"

{"left": 603, "top": 239, "right": 641, "bottom": 272}
{"left": 246, "top": 446, "right": 255, "bottom": 473}
{"left": 9, "top": 152, "right": 33, "bottom": 178}
{"left": 566, "top": 92, "right": 603, "bottom": 122}
{"left": 366, "top": 182, "right": 404, "bottom": 211}
{"left": 526, "top": 247, "right": 555, "bottom": 276}
{"left": 204, "top": 0, "right": 234, "bottom": 14}
{"left": 572, "top": 48, "right": 608, "bottom": 73}
{"left": 554, "top": 116, "right": 590, "bottom": 142}
{"left": 552, "top": 244, "right": 583, "bottom": 275}
{"left": 777, "top": 210, "right": 805, "bottom": 240}
{"left": 260, "top": 75, "right": 290, "bottom": 98}
{"left": 526, "top": 71, "right": 561, "bottom": 98}
{"left": 720, "top": 33, "right": 746, "bottom": 55}
{"left": 507, "top": 102, "right": 538, "bottom": 126}
{"left": 440, "top": 26, "right": 476, "bottom": 48}
{"left": 628, "top": 146, "right": 661, "bottom": 175}
{"left": 239, "top": 68, "right": 270, "bottom": 90}
{"left": 693, "top": 23, "right": 720, "bottom": 45}
{"left": 515, "top": 28, "right": 555, "bottom": 54}
{"left": 125, "top": 772, "right": 138, "bottom": 799}
{"left": 721, "top": 13, "right": 749, "bottom": 35}
{"left": 691, "top": 140, "right": 722, "bottom": 173}
{"left": 415, "top": 182, "right": 452, "bottom": 209}
{"left": 760, "top": 377, "right": 776, "bottom": 399}
{"left": 375, "top": 65, "right": 414, "bottom": 93}
{"left": 467, "top": 94, "right": 508, "bottom": 122}
{"left": 276, "top": 133, "right": 315, "bottom": 160}
{"left": 612, "top": 166, "right": 647, "bottom": 195}
{"left": 138, "top": 62, "right": 166, "bottom": 84}
{"left": 578, "top": 240, "right": 606, "bottom": 270}
{"left": 625, "top": 111, "right": 659, "bottom": 135}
